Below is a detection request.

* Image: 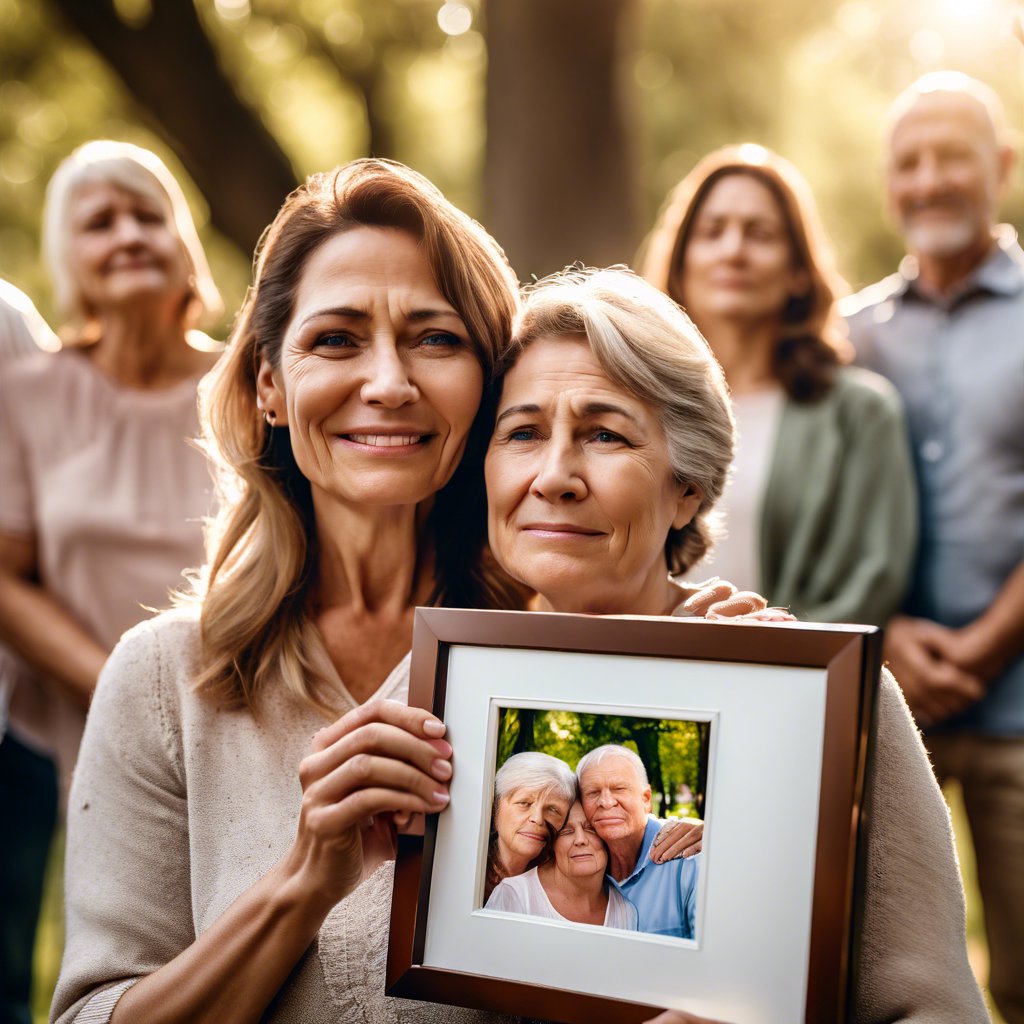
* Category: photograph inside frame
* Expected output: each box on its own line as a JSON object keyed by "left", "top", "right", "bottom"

{"left": 481, "top": 704, "right": 712, "bottom": 943}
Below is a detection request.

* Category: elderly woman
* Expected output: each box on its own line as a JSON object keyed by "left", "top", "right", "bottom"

{"left": 0, "top": 140, "right": 221, "bottom": 1021}
{"left": 49, "top": 159, "right": 529, "bottom": 1024}
{"left": 642, "top": 145, "right": 916, "bottom": 626}
{"left": 485, "top": 750, "right": 576, "bottom": 900}
{"left": 484, "top": 267, "right": 988, "bottom": 1023}
{"left": 486, "top": 799, "right": 638, "bottom": 930}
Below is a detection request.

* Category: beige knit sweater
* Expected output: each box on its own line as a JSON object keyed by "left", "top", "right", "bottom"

{"left": 51, "top": 608, "right": 986, "bottom": 1023}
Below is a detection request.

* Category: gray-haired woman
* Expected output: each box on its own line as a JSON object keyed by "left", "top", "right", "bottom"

{"left": 485, "top": 750, "right": 576, "bottom": 900}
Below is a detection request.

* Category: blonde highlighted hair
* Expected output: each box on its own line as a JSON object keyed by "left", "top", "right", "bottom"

{"left": 641, "top": 144, "right": 850, "bottom": 402}
{"left": 43, "top": 139, "right": 222, "bottom": 333}
{"left": 195, "top": 159, "right": 522, "bottom": 714}
{"left": 502, "top": 266, "right": 734, "bottom": 575}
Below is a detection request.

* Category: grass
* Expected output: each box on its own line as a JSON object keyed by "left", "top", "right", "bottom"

{"left": 945, "top": 781, "right": 1003, "bottom": 1024}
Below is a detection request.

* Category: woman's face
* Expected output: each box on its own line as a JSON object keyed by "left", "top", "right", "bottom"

{"left": 486, "top": 335, "right": 699, "bottom": 615}
{"left": 677, "top": 173, "right": 808, "bottom": 329}
{"left": 553, "top": 801, "right": 607, "bottom": 880}
{"left": 69, "top": 180, "right": 191, "bottom": 315}
{"left": 494, "top": 785, "right": 573, "bottom": 866}
{"left": 258, "top": 226, "right": 484, "bottom": 511}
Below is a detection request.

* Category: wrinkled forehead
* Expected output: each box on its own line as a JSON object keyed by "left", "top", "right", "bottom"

{"left": 579, "top": 755, "right": 643, "bottom": 788}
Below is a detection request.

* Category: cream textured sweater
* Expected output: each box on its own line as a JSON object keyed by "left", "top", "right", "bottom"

{"left": 51, "top": 608, "right": 986, "bottom": 1023}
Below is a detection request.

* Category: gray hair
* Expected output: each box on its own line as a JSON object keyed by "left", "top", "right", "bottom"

{"left": 576, "top": 744, "right": 649, "bottom": 790}
{"left": 504, "top": 266, "right": 734, "bottom": 574}
{"left": 494, "top": 751, "right": 577, "bottom": 808}
{"left": 42, "top": 139, "right": 223, "bottom": 331}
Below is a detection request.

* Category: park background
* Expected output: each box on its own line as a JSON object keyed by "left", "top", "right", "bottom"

{"left": 1, "top": 0, "right": 1021, "bottom": 1020}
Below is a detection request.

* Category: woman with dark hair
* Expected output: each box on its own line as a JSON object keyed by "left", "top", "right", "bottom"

{"left": 642, "top": 145, "right": 916, "bottom": 625}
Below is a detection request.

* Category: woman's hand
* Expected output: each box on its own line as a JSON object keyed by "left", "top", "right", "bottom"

{"left": 650, "top": 817, "right": 703, "bottom": 863}
{"left": 282, "top": 699, "right": 453, "bottom": 914}
{"left": 680, "top": 577, "right": 793, "bottom": 621}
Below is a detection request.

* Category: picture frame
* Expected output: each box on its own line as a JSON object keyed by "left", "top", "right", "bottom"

{"left": 387, "top": 607, "right": 882, "bottom": 1024}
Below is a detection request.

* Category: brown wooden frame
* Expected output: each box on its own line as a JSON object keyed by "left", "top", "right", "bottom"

{"left": 387, "top": 607, "right": 881, "bottom": 1024}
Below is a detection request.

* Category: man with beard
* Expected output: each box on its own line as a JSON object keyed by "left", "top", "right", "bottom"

{"left": 843, "top": 72, "right": 1024, "bottom": 1024}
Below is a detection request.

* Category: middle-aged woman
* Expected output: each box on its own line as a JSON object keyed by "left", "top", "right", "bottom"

{"left": 50, "top": 158, "right": 529, "bottom": 1024}
{"left": 0, "top": 139, "right": 222, "bottom": 1024}
{"left": 642, "top": 144, "right": 917, "bottom": 626}
{"left": 485, "top": 750, "right": 577, "bottom": 900}
{"left": 484, "top": 266, "right": 988, "bottom": 1024}
{"left": 486, "top": 799, "right": 638, "bottom": 930}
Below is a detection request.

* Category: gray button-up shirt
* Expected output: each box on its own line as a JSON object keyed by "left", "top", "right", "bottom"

{"left": 843, "top": 231, "right": 1024, "bottom": 735}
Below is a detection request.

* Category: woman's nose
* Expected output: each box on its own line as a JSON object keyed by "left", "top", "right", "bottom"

{"left": 718, "top": 223, "right": 746, "bottom": 259}
{"left": 529, "top": 441, "right": 587, "bottom": 502}
{"left": 113, "top": 213, "right": 147, "bottom": 247}
{"left": 360, "top": 343, "right": 419, "bottom": 408}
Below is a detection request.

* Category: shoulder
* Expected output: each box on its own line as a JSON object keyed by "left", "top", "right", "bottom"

{"left": 837, "top": 273, "right": 905, "bottom": 324}
{"left": 95, "top": 606, "right": 203, "bottom": 720}
{"left": 830, "top": 366, "right": 904, "bottom": 417}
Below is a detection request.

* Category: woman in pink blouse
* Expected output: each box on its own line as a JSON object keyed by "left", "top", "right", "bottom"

{"left": 0, "top": 140, "right": 222, "bottom": 1016}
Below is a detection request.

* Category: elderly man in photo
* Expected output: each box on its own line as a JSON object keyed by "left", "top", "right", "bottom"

{"left": 843, "top": 72, "right": 1024, "bottom": 1023}
{"left": 576, "top": 744, "right": 699, "bottom": 940}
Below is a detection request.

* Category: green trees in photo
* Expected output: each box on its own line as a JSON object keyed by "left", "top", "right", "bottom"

{"left": 496, "top": 707, "right": 710, "bottom": 819}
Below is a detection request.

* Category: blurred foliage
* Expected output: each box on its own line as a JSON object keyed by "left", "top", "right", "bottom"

{"left": 496, "top": 706, "right": 709, "bottom": 819}
{"left": 1, "top": 0, "right": 1022, "bottom": 324}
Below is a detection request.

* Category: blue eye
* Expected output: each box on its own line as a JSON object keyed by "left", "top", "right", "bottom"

{"left": 593, "top": 430, "right": 621, "bottom": 443}
{"left": 315, "top": 333, "right": 354, "bottom": 349}
{"left": 420, "top": 332, "right": 461, "bottom": 347}
{"left": 508, "top": 428, "right": 535, "bottom": 441}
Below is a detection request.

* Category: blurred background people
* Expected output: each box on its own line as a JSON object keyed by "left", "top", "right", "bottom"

{"left": 642, "top": 145, "right": 917, "bottom": 626}
{"left": 0, "top": 140, "right": 222, "bottom": 1024}
{"left": 0, "top": 279, "right": 60, "bottom": 1024}
{"left": 843, "top": 72, "right": 1024, "bottom": 1024}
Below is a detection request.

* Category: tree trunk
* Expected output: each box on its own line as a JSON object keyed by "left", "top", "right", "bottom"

{"left": 46, "top": 0, "right": 298, "bottom": 256}
{"left": 484, "top": 0, "right": 641, "bottom": 280}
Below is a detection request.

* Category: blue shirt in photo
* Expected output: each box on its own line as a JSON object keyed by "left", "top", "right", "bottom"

{"left": 606, "top": 816, "right": 700, "bottom": 940}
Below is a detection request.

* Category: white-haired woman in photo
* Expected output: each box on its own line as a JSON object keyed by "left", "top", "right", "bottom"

{"left": 485, "top": 750, "right": 577, "bottom": 900}
{"left": 484, "top": 266, "right": 988, "bottom": 1023}
{"left": 0, "top": 140, "right": 223, "bottom": 971}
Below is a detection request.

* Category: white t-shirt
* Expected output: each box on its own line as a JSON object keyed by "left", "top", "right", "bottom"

{"left": 485, "top": 866, "right": 638, "bottom": 930}
{"left": 693, "top": 386, "right": 784, "bottom": 591}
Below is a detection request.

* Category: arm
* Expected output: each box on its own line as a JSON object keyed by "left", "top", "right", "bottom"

{"left": 800, "top": 381, "right": 918, "bottom": 626}
{"left": 0, "top": 531, "right": 108, "bottom": 709}
{"left": 53, "top": 626, "right": 452, "bottom": 1024}
{"left": 929, "top": 561, "right": 1024, "bottom": 682}
{"left": 853, "top": 670, "right": 988, "bottom": 1022}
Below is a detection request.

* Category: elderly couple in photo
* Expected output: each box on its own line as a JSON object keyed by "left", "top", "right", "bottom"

{"left": 485, "top": 746, "right": 700, "bottom": 938}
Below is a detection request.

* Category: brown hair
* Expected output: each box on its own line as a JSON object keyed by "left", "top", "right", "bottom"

{"left": 641, "top": 145, "right": 850, "bottom": 402}
{"left": 195, "top": 159, "right": 523, "bottom": 713}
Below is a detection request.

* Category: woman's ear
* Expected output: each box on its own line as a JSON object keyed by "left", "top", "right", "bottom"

{"left": 256, "top": 357, "right": 288, "bottom": 427}
{"left": 673, "top": 483, "right": 703, "bottom": 530}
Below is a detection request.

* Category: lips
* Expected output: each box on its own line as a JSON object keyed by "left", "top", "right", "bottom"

{"left": 517, "top": 830, "right": 546, "bottom": 844}
{"left": 520, "top": 522, "right": 604, "bottom": 537}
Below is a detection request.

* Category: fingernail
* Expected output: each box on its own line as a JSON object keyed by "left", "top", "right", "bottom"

{"left": 432, "top": 790, "right": 450, "bottom": 805}
{"left": 423, "top": 719, "right": 446, "bottom": 738}
{"left": 431, "top": 758, "right": 452, "bottom": 781}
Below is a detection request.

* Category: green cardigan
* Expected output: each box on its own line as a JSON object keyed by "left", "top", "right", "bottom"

{"left": 759, "top": 366, "right": 917, "bottom": 626}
